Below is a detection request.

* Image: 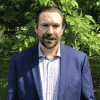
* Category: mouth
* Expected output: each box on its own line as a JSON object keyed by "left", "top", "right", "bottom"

{"left": 45, "top": 38, "right": 55, "bottom": 40}
{"left": 45, "top": 39, "right": 54, "bottom": 41}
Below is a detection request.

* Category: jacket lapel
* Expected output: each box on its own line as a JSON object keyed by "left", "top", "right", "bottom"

{"left": 32, "top": 42, "right": 43, "bottom": 100}
{"left": 58, "top": 42, "right": 70, "bottom": 100}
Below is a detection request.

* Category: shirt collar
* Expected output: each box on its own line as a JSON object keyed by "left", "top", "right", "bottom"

{"left": 39, "top": 41, "right": 60, "bottom": 58}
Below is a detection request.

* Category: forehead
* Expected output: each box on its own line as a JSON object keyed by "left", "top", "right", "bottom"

{"left": 39, "top": 11, "right": 62, "bottom": 25}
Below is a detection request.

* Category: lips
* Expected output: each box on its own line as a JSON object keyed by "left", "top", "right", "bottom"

{"left": 45, "top": 39, "right": 53, "bottom": 41}
{"left": 47, "top": 38, "right": 53, "bottom": 40}
{"left": 45, "top": 38, "right": 55, "bottom": 40}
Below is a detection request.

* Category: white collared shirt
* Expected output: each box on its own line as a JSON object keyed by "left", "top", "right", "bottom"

{"left": 38, "top": 41, "right": 61, "bottom": 100}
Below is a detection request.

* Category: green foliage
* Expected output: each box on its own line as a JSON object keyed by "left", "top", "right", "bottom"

{"left": 0, "top": 0, "right": 100, "bottom": 57}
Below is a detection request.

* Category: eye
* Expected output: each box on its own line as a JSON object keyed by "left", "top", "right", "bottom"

{"left": 43, "top": 24, "right": 58, "bottom": 27}
{"left": 53, "top": 25, "right": 58, "bottom": 27}
{"left": 43, "top": 24, "right": 48, "bottom": 27}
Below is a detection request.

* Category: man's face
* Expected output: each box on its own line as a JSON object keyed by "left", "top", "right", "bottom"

{"left": 34, "top": 11, "right": 65, "bottom": 49}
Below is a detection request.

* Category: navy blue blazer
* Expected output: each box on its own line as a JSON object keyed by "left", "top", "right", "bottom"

{"left": 6, "top": 42, "right": 96, "bottom": 100}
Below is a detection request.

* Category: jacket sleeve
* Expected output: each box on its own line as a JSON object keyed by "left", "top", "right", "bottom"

{"left": 80, "top": 54, "right": 96, "bottom": 100}
{"left": 6, "top": 55, "right": 18, "bottom": 100}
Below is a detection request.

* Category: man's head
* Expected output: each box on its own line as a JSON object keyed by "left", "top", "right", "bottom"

{"left": 34, "top": 5, "right": 65, "bottom": 49}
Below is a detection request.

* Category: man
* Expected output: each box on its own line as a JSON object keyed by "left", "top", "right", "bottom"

{"left": 6, "top": 5, "right": 96, "bottom": 100}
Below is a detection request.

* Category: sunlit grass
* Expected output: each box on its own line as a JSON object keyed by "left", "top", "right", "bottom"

{"left": 0, "top": 78, "right": 8, "bottom": 88}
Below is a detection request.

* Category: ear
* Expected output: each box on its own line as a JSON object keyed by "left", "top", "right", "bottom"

{"left": 62, "top": 24, "right": 65, "bottom": 31}
{"left": 34, "top": 23, "right": 38, "bottom": 34}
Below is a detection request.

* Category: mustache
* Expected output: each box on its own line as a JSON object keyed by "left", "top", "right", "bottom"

{"left": 43, "top": 34, "right": 56, "bottom": 40}
{"left": 45, "top": 37, "right": 56, "bottom": 40}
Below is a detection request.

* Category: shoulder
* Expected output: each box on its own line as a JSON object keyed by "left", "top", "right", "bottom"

{"left": 60, "top": 42, "right": 85, "bottom": 55}
{"left": 60, "top": 42, "right": 88, "bottom": 61}
{"left": 11, "top": 42, "right": 39, "bottom": 61}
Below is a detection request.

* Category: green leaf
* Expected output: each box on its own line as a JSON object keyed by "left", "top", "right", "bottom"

{"left": 0, "top": 5, "right": 3, "bottom": 8}
{"left": 3, "top": 82, "right": 8, "bottom": 88}
{"left": 16, "top": 4, "right": 20, "bottom": 9}
{"left": 78, "top": 22, "right": 83, "bottom": 28}
{"left": 96, "top": 1, "right": 100, "bottom": 6}
{"left": 0, "top": 38, "right": 4, "bottom": 43}
{"left": 86, "top": 1, "right": 89, "bottom": 5}
{"left": 24, "top": 12, "right": 30, "bottom": 17}
{"left": 24, "top": 39, "right": 29, "bottom": 48}
{"left": 25, "top": 16, "right": 32, "bottom": 20}
{"left": 30, "top": 4, "right": 35, "bottom": 9}
{"left": 62, "top": 6, "right": 66, "bottom": 11}
{"left": 61, "top": 0, "right": 64, "bottom": 4}
{"left": 80, "top": 10, "right": 82, "bottom": 18}
{"left": 44, "top": 0, "right": 49, "bottom": 6}
{"left": 39, "top": 0, "right": 45, "bottom": 6}
{"left": 19, "top": 47, "right": 23, "bottom": 52}
{"left": 0, "top": 48, "right": 3, "bottom": 54}
{"left": 67, "top": 8, "right": 72, "bottom": 14}
{"left": 3, "top": 50, "right": 9, "bottom": 56}
{"left": 49, "top": 1, "right": 56, "bottom": 6}
{"left": 85, "top": 15, "right": 95, "bottom": 23}
{"left": 85, "top": 24, "right": 96, "bottom": 30}
{"left": 60, "top": 40, "right": 65, "bottom": 44}
{"left": 71, "top": 0, "right": 78, "bottom": 7}
{"left": 29, "top": 36, "right": 35, "bottom": 43}
{"left": 12, "top": 44, "right": 19, "bottom": 50}
{"left": 70, "top": 20, "right": 74, "bottom": 25}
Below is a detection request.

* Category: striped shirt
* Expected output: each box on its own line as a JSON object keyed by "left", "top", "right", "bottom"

{"left": 38, "top": 41, "right": 61, "bottom": 100}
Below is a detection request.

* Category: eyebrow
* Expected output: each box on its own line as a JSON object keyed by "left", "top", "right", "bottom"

{"left": 41, "top": 23, "right": 60, "bottom": 25}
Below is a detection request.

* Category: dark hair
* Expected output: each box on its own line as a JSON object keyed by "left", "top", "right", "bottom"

{"left": 35, "top": 5, "right": 65, "bottom": 29}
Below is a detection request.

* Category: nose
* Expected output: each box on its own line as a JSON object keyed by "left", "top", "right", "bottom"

{"left": 48, "top": 26, "right": 53, "bottom": 34}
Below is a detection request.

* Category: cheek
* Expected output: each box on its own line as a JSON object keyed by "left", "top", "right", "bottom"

{"left": 57, "top": 28, "right": 63, "bottom": 34}
{"left": 57, "top": 30, "right": 63, "bottom": 37}
{"left": 38, "top": 30, "right": 44, "bottom": 36}
{"left": 39, "top": 26, "right": 46, "bottom": 33}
